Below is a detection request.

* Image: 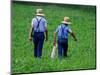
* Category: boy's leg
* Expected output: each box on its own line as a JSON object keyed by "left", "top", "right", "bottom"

{"left": 33, "top": 32, "right": 38, "bottom": 57}
{"left": 63, "top": 39, "right": 68, "bottom": 57}
{"left": 58, "top": 40, "right": 63, "bottom": 61}
{"left": 37, "top": 33, "right": 45, "bottom": 58}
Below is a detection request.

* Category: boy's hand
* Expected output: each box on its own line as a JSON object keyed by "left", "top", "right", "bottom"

{"left": 45, "top": 37, "right": 48, "bottom": 41}
{"left": 74, "top": 39, "right": 78, "bottom": 41}
{"left": 53, "top": 41, "right": 56, "bottom": 46}
{"left": 74, "top": 38, "right": 77, "bottom": 41}
{"left": 29, "top": 37, "right": 32, "bottom": 41}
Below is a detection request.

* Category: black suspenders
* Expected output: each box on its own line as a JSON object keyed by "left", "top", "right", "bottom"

{"left": 35, "top": 17, "right": 43, "bottom": 32}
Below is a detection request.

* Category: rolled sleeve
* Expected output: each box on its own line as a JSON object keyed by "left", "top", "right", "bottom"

{"left": 45, "top": 22, "right": 47, "bottom": 28}
{"left": 55, "top": 26, "right": 59, "bottom": 33}
{"left": 44, "top": 19, "right": 47, "bottom": 28}
{"left": 31, "top": 18, "right": 34, "bottom": 27}
{"left": 68, "top": 27, "right": 72, "bottom": 33}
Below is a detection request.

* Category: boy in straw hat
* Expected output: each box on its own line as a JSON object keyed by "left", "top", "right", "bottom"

{"left": 53, "top": 16, "right": 77, "bottom": 61}
{"left": 29, "top": 8, "right": 48, "bottom": 58}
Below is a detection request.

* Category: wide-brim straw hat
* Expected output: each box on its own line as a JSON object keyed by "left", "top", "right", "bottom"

{"left": 36, "top": 8, "right": 45, "bottom": 16}
{"left": 61, "top": 16, "right": 71, "bottom": 24}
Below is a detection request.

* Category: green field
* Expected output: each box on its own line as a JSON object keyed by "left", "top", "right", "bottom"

{"left": 12, "top": 1, "right": 96, "bottom": 74}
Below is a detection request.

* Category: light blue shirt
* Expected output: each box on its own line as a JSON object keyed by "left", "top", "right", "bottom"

{"left": 55, "top": 24, "right": 72, "bottom": 39}
{"left": 31, "top": 16, "right": 47, "bottom": 32}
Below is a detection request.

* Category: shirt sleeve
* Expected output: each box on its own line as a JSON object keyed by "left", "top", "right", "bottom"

{"left": 67, "top": 26, "right": 72, "bottom": 33}
{"left": 44, "top": 19, "right": 47, "bottom": 28}
{"left": 55, "top": 26, "right": 59, "bottom": 33}
{"left": 31, "top": 18, "right": 34, "bottom": 27}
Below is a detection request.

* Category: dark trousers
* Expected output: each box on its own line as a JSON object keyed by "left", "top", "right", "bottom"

{"left": 57, "top": 38, "right": 68, "bottom": 60}
{"left": 33, "top": 32, "right": 45, "bottom": 58}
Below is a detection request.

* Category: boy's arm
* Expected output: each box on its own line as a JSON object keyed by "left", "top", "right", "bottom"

{"left": 70, "top": 32, "right": 77, "bottom": 41}
{"left": 53, "top": 32, "right": 57, "bottom": 46}
{"left": 29, "top": 26, "right": 33, "bottom": 41}
{"left": 45, "top": 28, "right": 48, "bottom": 41}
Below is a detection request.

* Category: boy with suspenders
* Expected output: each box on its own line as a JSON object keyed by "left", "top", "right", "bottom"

{"left": 53, "top": 17, "right": 77, "bottom": 61}
{"left": 29, "top": 9, "right": 48, "bottom": 58}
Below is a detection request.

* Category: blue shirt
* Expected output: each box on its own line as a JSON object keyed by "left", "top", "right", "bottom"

{"left": 31, "top": 16, "right": 47, "bottom": 32}
{"left": 55, "top": 24, "right": 72, "bottom": 39}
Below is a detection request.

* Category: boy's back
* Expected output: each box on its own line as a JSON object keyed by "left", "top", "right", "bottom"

{"left": 55, "top": 24, "right": 72, "bottom": 39}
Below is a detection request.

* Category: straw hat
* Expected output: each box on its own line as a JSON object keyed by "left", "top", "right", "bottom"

{"left": 61, "top": 16, "right": 71, "bottom": 24}
{"left": 36, "top": 8, "right": 45, "bottom": 16}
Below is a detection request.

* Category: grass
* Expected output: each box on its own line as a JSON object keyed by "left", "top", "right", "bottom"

{"left": 12, "top": 1, "right": 96, "bottom": 74}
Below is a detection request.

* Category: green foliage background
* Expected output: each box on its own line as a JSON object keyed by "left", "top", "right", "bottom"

{"left": 12, "top": 1, "right": 96, "bottom": 74}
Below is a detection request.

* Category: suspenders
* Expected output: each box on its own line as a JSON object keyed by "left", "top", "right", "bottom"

{"left": 61, "top": 25, "right": 66, "bottom": 39}
{"left": 35, "top": 17, "right": 43, "bottom": 32}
